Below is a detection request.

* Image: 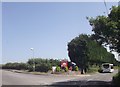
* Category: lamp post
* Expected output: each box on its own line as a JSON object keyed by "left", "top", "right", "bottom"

{"left": 30, "top": 48, "right": 35, "bottom": 72}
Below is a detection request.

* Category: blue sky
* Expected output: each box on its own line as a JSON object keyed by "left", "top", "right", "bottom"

{"left": 2, "top": 2, "right": 118, "bottom": 64}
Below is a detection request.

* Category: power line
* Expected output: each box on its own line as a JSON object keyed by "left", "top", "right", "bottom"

{"left": 103, "top": 0, "right": 109, "bottom": 15}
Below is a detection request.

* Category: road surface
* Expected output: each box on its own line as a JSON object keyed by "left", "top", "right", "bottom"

{"left": 1, "top": 69, "right": 118, "bottom": 86}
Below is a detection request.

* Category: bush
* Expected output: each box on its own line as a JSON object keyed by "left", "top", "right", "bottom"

{"left": 56, "top": 66, "right": 61, "bottom": 72}
{"left": 27, "top": 58, "right": 61, "bottom": 72}
{"left": 35, "top": 64, "right": 50, "bottom": 72}
{"left": 27, "top": 58, "right": 60, "bottom": 67}
{"left": 75, "top": 66, "right": 79, "bottom": 71}
{"left": 2, "top": 62, "right": 28, "bottom": 70}
{"left": 64, "top": 67, "right": 68, "bottom": 72}
{"left": 19, "top": 63, "right": 28, "bottom": 70}
{"left": 2, "top": 58, "right": 60, "bottom": 72}
{"left": 98, "top": 68, "right": 103, "bottom": 73}
{"left": 2, "top": 63, "right": 14, "bottom": 69}
{"left": 28, "top": 65, "right": 33, "bottom": 72}
{"left": 87, "top": 66, "right": 99, "bottom": 73}
{"left": 112, "top": 72, "right": 120, "bottom": 86}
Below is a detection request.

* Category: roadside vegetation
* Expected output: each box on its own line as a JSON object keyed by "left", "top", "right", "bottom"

{"left": 2, "top": 62, "right": 28, "bottom": 70}
{"left": 87, "top": 65, "right": 100, "bottom": 74}
{"left": 2, "top": 59, "right": 60, "bottom": 72}
{"left": 87, "top": 5, "right": 120, "bottom": 86}
{"left": 68, "top": 34, "right": 119, "bottom": 74}
{"left": 2, "top": 5, "right": 120, "bottom": 86}
{"left": 27, "top": 58, "right": 60, "bottom": 72}
{"left": 112, "top": 66, "right": 120, "bottom": 86}
{"left": 0, "top": 64, "right": 2, "bottom": 69}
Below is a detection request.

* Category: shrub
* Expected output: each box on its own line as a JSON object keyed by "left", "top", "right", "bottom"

{"left": 64, "top": 67, "right": 68, "bottom": 72}
{"left": 56, "top": 66, "right": 61, "bottom": 72}
{"left": 112, "top": 72, "right": 120, "bottom": 86}
{"left": 87, "top": 66, "right": 99, "bottom": 73}
{"left": 27, "top": 58, "right": 60, "bottom": 67}
{"left": 35, "top": 64, "right": 50, "bottom": 72}
{"left": 2, "top": 62, "right": 28, "bottom": 70}
{"left": 28, "top": 65, "right": 34, "bottom": 72}
{"left": 2, "top": 63, "right": 14, "bottom": 69}
{"left": 18, "top": 63, "right": 28, "bottom": 70}
{"left": 75, "top": 66, "right": 79, "bottom": 71}
{"left": 98, "top": 68, "right": 103, "bottom": 73}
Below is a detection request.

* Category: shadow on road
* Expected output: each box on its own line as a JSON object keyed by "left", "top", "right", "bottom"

{"left": 2, "top": 80, "right": 118, "bottom": 87}
{"left": 50, "top": 80, "right": 116, "bottom": 87}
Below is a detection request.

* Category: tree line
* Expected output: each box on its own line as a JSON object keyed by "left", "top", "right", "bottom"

{"left": 2, "top": 58, "right": 60, "bottom": 72}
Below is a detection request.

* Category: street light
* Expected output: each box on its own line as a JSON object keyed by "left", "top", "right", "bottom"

{"left": 30, "top": 48, "right": 35, "bottom": 72}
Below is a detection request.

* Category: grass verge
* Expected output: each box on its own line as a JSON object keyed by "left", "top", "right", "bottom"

{"left": 87, "top": 66, "right": 99, "bottom": 74}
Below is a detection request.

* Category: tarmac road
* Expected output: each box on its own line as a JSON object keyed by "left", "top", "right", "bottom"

{"left": 1, "top": 69, "right": 118, "bottom": 86}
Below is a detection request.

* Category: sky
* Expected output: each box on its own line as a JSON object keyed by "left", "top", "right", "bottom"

{"left": 2, "top": 2, "right": 118, "bottom": 64}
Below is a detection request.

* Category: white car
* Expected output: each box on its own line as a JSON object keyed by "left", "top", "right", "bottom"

{"left": 101, "top": 63, "right": 114, "bottom": 73}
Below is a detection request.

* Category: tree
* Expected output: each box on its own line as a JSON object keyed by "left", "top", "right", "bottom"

{"left": 87, "top": 6, "right": 120, "bottom": 85}
{"left": 88, "top": 6, "right": 120, "bottom": 54}
{"left": 68, "top": 34, "right": 89, "bottom": 74}
{"left": 67, "top": 34, "right": 118, "bottom": 73}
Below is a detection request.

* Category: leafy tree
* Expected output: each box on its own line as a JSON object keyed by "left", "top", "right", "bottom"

{"left": 87, "top": 6, "right": 120, "bottom": 85}
{"left": 68, "top": 34, "right": 118, "bottom": 73}
{"left": 88, "top": 6, "right": 120, "bottom": 54}
{"left": 68, "top": 34, "right": 88, "bottom": 74}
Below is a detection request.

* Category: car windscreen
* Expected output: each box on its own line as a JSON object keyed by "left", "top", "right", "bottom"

{"left": 103, "top": 64, "right": 109, "bottom": 69}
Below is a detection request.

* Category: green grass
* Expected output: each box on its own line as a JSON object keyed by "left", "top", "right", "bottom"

{"left": 114, "top": 66, "right": 119, "bottom": 69}
{"left": 87, "top": 66, "right": 99, "bottom": 74}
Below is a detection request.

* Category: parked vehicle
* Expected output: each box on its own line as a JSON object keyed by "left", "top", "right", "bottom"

{"left": 101, "top": 63, "right": 114, "bottom": 73}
